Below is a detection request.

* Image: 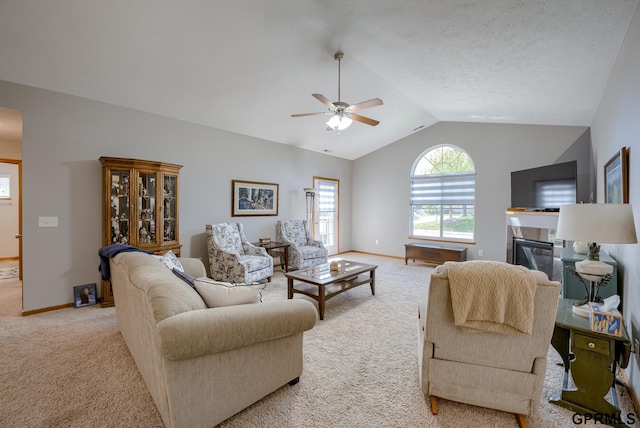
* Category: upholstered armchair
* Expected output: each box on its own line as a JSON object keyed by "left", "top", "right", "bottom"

{"left": 205, "top": 223, "right": 274, "bottom": 284}
{"left": 276, "top": 220, "right": 328, "bottom": 270}
{"left": 418, "top": 261, "right": 560, "bottom": 428}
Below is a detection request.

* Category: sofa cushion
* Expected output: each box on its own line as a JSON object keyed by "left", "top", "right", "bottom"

{"left": 193, "top": 278, "right": 263, "bottom": 308}
{"left": 159, "top": 250, "right": 184, "bottom": 272}
{"left": 237, "top": 254, "right": 272, "bottom": 273}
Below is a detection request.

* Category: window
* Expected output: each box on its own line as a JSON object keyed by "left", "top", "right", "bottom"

{"left": 0, "top": 175, "right": 10, "bottom": 199}
{"left": 410, "top": 145, "right": 475, "bottom": 241}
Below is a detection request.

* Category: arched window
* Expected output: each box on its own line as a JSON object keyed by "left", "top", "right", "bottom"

{"left": 410, "top": 145, "right": 475, "bottom": 241}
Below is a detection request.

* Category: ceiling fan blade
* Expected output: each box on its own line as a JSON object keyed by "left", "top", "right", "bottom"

{"left": 350, "top": 113, "right": 380, "bottom": 126}
{"left": 312, "top": 93, "right": 337, "bottom": 110}
{"left": 291, "top": 112, "right": 326, "bottom": 117}
{"left": 348, "top": 98, "right": 383, "bottom": 113}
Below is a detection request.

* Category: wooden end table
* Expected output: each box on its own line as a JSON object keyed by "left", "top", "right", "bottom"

{"left": 284, "top": 260, "right": 377, "bottom": 320}
{"left": 254, "top": 241, "right": 290, "bottom": 272}
{"left": 550, "top": 298, "right": 631, "bottom": 427}
{"left": 404, "top": 242, "right": 467, "bottom": 265}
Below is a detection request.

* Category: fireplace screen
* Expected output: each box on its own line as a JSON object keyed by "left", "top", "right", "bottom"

{"left": 512, "top": 237, "right": 554, "bottom": 279}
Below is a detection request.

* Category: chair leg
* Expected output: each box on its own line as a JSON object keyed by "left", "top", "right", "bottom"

{"left": 515, "top": 414, "right": 527, "bottom": 428}
{"left": 430, "top": 396, "right": 438, "bottom": 415}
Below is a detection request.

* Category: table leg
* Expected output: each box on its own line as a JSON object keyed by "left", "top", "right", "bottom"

{"left": 318, "top": 284, "right": 325, "bottom": 320}
{"left": 370, "top": 269, "right": 376, "bottom": 295}
{"left": 283, "top": 246, "right": 289, "bottom": 272}
{"left": 550, "top": 326, "right": 571, "bottom": 393}
{"left": 287, "top": 277, "right": 293, "bottom": 299}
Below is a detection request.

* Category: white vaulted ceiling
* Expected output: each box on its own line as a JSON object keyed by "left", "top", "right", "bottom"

{"left": 0, "top": 0, "right": 638, "bottom": 159}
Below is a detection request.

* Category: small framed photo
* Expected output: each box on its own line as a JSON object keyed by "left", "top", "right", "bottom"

{"left": 74, "top": 283, "right": 97, "bottom": 308}
{"left": 232, "top": 180, "right": 279, "bottom": 216}
{"left": 604, "top": 147, "right": 629, "bottom": 204}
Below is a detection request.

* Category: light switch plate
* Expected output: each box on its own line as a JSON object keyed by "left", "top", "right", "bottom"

{"left": 38, "top": 216, "right": 59, "bottom": 227}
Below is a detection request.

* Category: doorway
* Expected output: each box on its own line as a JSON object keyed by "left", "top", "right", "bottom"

{"left": 313, "top": 177, "right": 339, "bottom": 256}
{"left": 0, "top": 107, "right": 23, "bottom": 315}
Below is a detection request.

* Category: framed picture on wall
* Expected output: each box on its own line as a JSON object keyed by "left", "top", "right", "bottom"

{"left": 604, "top": 147, "right": 629, "bottom": 203}
{"left": 232, "top": 180, "right": 279, "bottom": 216}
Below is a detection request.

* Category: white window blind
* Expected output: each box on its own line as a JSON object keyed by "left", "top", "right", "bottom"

{"left": 410, "top": 172, "right": 475, "bottom": 206}
{"left": 317, "top": 183, "right": 335, "bottom": 213}
{"left": 0, "top": 175, "right": 10, "bottom": 198}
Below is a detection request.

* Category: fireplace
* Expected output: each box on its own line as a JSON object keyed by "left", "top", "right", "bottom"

{"left": 512, "top": 237, "right": 554, "bottom": 279}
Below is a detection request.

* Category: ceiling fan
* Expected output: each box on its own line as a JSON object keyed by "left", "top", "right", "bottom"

{"left": 291, "top": 51, "right": 383, "bottom": 132}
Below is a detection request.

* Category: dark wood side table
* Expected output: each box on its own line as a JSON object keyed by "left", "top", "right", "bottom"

{"left": 404, "top": 242, "right": 467, "bottom": 265}
{"left": 550, "top": 298, "right": 631, "bottom": 427}
{"left": 254, "top": 241, "right": 290, "bottom": 272}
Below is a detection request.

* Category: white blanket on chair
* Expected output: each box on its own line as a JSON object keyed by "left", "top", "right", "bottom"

{"left": 446, "top": 261, "right": 537, "bottom": 335}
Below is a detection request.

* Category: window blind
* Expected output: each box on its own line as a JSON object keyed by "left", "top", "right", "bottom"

{"left": 317, "top": 183, "right": 335, "bottom": 213}
{"left": 410, "top": 173, "right": 475, "bottom": 205}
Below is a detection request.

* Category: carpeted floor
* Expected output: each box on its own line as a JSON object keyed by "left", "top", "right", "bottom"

{"left": 0, "top": 253, "right": 636, "bottom": 427}
{"left": 0, "top": 259, "right": 19, "bottom": 282}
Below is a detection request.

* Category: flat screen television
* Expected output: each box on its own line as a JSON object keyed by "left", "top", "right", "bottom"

{"left": 510, "top": 160, "right": 577, "bottom": 211}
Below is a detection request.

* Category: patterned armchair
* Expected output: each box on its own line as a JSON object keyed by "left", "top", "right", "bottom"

{"left": 205, "top": 223, "right": 273, "bottom": 284}
{"left": 276, "top": 220, "right": 328, "bottom": 271}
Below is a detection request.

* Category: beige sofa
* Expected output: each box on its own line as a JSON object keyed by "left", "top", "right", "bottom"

{"left": 109, "top": 251, "right": 318, "bottom": 428}
{"left": 418, "top": 261, "right": 560, "bottom": 427}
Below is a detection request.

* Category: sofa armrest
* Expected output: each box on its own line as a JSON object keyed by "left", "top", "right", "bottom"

{"left": 178, "top": 257, "right": 207, "bottom": 278}
{"left": 156, "top": 300, "right": 318, "bottom": 360}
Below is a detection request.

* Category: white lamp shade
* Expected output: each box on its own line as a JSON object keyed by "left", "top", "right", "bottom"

{"left": 557, "top": 203, "right": 638, "bottom": 244}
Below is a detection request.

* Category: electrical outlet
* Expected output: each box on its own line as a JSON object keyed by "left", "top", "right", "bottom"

{"left": 375, "top": 240, "right": 379, "bottom": 245}
{"left": 478, "top": 250, "right": 484, "bottom": 257}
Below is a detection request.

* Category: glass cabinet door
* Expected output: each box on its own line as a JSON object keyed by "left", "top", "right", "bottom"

{"left": 109, "top": 170, "right": 130, "bottom": 244}
{"left": 137, "top": 172, "right": 157, "bottom": 245}
{"left": 163, "top": 174, "right": 177, "bottom": 242}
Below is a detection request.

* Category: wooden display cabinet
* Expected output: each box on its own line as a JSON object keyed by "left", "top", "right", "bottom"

{"left": 100, "top": 156, "right": 182, "bottom": 306}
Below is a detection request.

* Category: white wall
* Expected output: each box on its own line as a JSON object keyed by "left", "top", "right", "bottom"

{"left": 352, "top": 121, "right": 587, "bottom": 262}
{"left": 0, "top": 80, "right": 352, "bottom": 311}
{"left": 591, "top": 3, "right": 640, "bottom": 395}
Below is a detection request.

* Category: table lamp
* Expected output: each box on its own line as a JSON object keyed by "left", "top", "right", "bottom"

{"left": 556, "top": 203, "right": 637, "bottom": 315}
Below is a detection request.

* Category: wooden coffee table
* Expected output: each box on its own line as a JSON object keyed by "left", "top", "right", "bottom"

{"left": 284, "top": 260, "right": 377, "bottom": 320}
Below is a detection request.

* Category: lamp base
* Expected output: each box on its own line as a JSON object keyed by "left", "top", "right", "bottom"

{"left": 575, "top": 259, "right": 613, "bottom": 277}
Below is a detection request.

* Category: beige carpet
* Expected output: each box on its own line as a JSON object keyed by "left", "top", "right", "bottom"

{"left": 0, "top": 259, "right": 19, "bottom": 281}
{"left": 0, "top": 253, "right": 636, "bottom": 427}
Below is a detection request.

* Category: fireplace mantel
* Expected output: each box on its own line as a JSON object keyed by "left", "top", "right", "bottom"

{"left": 506, "top": 210, "right": 559, "bottom": 230}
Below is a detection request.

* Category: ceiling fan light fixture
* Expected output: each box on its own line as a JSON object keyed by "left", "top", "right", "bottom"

{"left": 326, "top": 114, "right": 352, "bottom": 130}
{"left": 291, "top": 51, "right": 382, "bottom": 130}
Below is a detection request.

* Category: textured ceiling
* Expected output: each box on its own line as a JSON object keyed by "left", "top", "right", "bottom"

{"left": 0, "top": 0, "right": 638, "bottom": 159}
